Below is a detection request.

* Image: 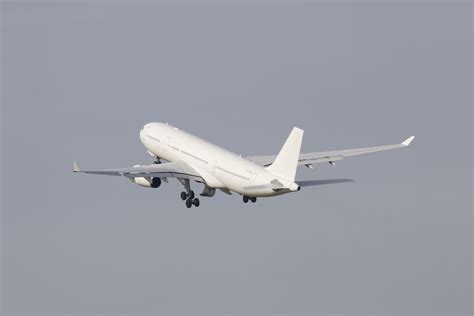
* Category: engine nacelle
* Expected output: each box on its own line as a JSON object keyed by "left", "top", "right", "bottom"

{"left": 200, "top": 186, "right": 216, "bottom": 197}
{"left": 130, "top": 177, "right": 161, "bottom": 188}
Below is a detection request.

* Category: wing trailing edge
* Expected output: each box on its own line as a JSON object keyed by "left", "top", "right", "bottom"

{"left": 247, "top": 135, "right": 415, "bottom": 167}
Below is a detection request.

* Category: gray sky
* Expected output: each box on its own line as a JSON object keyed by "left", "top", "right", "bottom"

{"left": 1, "top": 1, "right": 472, "bottom": 315}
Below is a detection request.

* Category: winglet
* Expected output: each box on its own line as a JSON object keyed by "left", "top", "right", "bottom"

{"left": 401, "top": 136, "right": 415, "bottom": 146}
{"left": 73, "top": 162, "right": 81, "bottom": 172}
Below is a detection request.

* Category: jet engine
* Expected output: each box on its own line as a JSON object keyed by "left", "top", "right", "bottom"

{"left": 200, "top": 186, "right": 216, "bottom": 197}
{"left": 128, "top": 164, "right": 161, "bottom": 188}
{"left": 130, "top": 177, "right": 161, "bottom": 188}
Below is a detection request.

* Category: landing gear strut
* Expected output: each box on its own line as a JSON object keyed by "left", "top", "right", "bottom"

{"left": 179, "top": 179, "right": 200, "bottom": 208}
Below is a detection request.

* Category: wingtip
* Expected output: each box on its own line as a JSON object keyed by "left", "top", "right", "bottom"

{"left": 292, "top": 126, "right": 304, "bottom": 133}
{"left": 401, "top": 136, "right": 415, "bottom": 146}
{"left": 73, "top": 162, "right": 81, "bottom": 172}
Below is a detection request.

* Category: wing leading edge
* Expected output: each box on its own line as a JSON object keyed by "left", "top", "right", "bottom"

{"left": 246, "top": 136, "right": 415, "bottom": 167}
{"left": 73, "top": 160, "right": 203, "bottom": 182}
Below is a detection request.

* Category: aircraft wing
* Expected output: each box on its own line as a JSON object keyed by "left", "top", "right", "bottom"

{"left": 73, "top": 160, "right": 204, "bottom": 182}
{"left": 246, "top": 136, "right": 415, "bottom": 167}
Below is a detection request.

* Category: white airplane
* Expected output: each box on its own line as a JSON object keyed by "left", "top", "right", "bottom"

{"left": 73, "top": 122, "right": 414, "bottom": 208}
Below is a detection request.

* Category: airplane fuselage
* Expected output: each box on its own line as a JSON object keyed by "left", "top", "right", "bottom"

{"left": 139, "top": 123, "right": 299, "bottom": 197}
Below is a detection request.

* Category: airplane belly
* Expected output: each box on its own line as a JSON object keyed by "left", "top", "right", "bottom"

{"left": 216, "top": 175, "right": 278, "bottom": 197}
{"left": 244, "top": 189, "right": 280, "bottom": 197}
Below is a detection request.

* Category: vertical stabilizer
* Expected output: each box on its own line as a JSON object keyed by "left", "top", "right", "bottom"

{"left": 266, "top": 127, "right": 304, "bottom": 181}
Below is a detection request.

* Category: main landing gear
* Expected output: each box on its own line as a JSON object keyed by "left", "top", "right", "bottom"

{"left": 243, "top": 195, "right": 257, "bottom": 203}
{"left": 179, "top": 179, "right": 200, "bottom": 208}
{"left": 180, "top": 190, "right": 200, "bottom": 208}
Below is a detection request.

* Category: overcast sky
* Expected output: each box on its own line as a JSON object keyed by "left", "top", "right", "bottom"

{"left": 1, "top": 1, "right": 472, "bottom": 315}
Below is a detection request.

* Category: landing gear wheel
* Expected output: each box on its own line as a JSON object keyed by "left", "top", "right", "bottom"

{"left": 250, "top": 197, "right": 257, "bottom": 203}
{"left": 243, "top": 195, "right": 249, "bottom": 203}
{"left": 180, "top": 192, "right": 187, "bottom": 200}
{"left": 193, "top": 198, "right": 200, "bottom": 207}
{"left": 189, "top": 190, "right": 195, "bottom": 199}
{"left": 185, "top": 199, "right": 192, "bottom": 208}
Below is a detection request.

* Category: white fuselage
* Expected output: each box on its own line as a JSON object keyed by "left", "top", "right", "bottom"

{"left": 139, "top": 122, "right": 299, "bottom": 197}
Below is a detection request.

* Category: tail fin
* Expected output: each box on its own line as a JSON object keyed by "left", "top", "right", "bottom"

{"left": 266, "top": 127, "right": 304, "bottom": 181}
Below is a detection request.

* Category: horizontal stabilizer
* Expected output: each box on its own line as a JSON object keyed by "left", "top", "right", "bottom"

{"left": 297, "top": 178, "right": 355, "bottom": 187}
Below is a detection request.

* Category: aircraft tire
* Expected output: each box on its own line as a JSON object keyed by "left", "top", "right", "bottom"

{"left": 185, "top": 199, "right": 192, "bottom": 208}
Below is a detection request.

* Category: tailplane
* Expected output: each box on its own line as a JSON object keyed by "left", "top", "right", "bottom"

{"left": 266, "top": 127, "right": 303, "bottom": 181}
